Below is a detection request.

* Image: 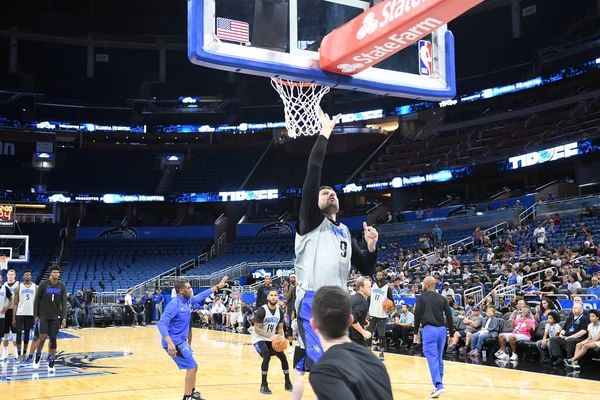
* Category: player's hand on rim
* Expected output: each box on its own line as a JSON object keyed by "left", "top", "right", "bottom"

{"left": 317, "top": 106, "right": 341, "bottom": 139}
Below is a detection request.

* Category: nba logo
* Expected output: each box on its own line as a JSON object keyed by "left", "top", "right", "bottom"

{"left": 418, "top": 40, "right": 433, "bottom": 77}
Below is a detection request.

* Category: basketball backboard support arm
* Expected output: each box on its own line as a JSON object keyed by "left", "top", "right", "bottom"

{"left": 188, "top": 0, "right": 460, "bottom": 100}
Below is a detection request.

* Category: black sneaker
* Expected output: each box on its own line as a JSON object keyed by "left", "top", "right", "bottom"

{"left": 379, "top": 351, "right": 385, "bottom": 361}
{"left": 285, "top": 380, "right": 293, "bottom": 392}
{"left": 260, "top": 384, "right": 272, "bottom": 395}
{"left": 190, "top": 392, "right": 206, "bottom": 400}
{"left": 48, "top": 357, "right": 55, "bottom": 370}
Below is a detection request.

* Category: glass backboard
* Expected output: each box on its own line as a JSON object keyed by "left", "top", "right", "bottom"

{"left": 188, "top": 0, "right": 464, "bottom": 100}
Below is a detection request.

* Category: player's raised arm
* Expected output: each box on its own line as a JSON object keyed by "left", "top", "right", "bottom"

{"left": 297, "top": 107, "right": 341, "bottom": 235}
{"left": 350, "top": 222, "right": 379, "bottom": 276}
{"left": 191, "top": 275, "right": 228, "bottom": 305}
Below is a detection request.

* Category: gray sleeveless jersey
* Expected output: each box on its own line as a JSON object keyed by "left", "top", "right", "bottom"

{"left": 294, "top": 218, "right": 353, "bottom": 309}
{"left": 16, "top": 282, "right": 37, "bottom": 316}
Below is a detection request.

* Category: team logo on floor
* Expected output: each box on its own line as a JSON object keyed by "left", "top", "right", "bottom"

{"left": 0, "top": 351, "right": 132, "bottom": 382}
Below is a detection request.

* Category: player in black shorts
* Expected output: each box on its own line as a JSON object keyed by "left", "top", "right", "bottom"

{"left": 308, "top": 286, "right": 392, "bottom": 400}
{"left": 33, "top": 266, "right": 67, "bottom": 371}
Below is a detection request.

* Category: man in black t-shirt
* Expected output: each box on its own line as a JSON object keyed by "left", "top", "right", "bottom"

{"left": 349, "top": 278, "right": 372, "bottom": 347}
{"left": 33, "top": 266, "right": 67, "bottom": 371}
{"left": 256, "top": 276, "right": 273, "bottom": 308}
{"left": 413, "top": 276, "right": 454, "bottom": 398}
{"left": 308, "top": 286, "right": 392, "bottom": 400}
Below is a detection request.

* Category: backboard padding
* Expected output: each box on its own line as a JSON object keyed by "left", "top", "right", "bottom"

{"left": 188, "top": 0, "right": 457, "bottom": 100}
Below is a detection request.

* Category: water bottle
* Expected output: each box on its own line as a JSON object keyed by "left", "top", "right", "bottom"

{"left": 482, "top": 350, "right": 487, "bottom": 362}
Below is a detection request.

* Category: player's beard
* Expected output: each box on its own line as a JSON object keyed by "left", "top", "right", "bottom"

{"left": 321, "top": 202, "right": 339, "bottom": 217}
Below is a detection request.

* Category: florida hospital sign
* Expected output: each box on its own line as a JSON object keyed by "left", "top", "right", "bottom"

{"left": 508, "top": 142, "right": 578, "bottom": 170}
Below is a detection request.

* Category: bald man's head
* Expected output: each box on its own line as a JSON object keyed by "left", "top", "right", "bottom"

{"left": 423, "top": 276, "right": 436, "bottom": 291}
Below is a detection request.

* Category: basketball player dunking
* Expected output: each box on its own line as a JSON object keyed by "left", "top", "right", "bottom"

{"left": 252, "top": 288, "right": 293, "bottom": 394}
{"left": 368, "top": 271, "right": 394, "bottom": 360}
{"left": 12, "top": 269, "right": 37, "bottom": 363}
{"left": 292, "top": 107, "right": 379, "bottom": 400}
{"left": 1, "top": 269, "right": 19, "bottom": 361}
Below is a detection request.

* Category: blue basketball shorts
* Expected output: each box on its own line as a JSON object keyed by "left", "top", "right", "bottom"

{"left": 164, "top": 341, "right": 198, "bottom": 370}
{"left": 293, "top": 290, "right": 323, "bottom": 372}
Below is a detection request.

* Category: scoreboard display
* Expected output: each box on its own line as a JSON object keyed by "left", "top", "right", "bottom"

{"left": 0, "top": 204, "right": 15, "bottom": 227}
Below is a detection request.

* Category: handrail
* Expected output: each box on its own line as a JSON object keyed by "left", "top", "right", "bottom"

{"left": 536, "top": 180, "right": 559, "bottom": 192}
{"left": 519, "top": 203, "right": 537, "bottom": 224}
{"left": 464, "top": 286, "right": 484, "bottom": 305}
{"left": 484, "top": 221, "right": 508, "bottom": 239}
{"left": 576, "top": 294, "right": 598, "bottom": 300}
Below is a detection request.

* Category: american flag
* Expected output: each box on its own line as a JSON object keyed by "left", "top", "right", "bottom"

{"left": 216, "top": 17, "right": 249, "bottom": 43}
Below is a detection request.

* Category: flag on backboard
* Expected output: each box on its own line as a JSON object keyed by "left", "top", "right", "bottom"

{"left": 216, "top": 17, "right": 249, "bottom": 43}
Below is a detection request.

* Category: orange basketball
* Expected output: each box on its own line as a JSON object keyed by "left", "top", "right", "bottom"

{"left": 382, "top": 299, "right": 395, "bottom": 313}
{"left": 271, "top": 335, "right": 288, "bottom": 352}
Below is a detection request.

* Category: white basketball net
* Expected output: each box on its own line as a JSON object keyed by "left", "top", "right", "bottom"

{"left": 0, "top": 256, "right": 8, "bottom": 271}
{"left": 271, "top": 78, "right": 331, "bottom": 138}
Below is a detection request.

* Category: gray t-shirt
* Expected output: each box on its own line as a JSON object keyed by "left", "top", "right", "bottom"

{"left": 465, "top": 314, "right": 484, "bottom": 333}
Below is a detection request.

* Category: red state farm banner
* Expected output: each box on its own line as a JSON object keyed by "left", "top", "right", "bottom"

{"left": 319, "top": 0, "right": 484, "bottom": 76}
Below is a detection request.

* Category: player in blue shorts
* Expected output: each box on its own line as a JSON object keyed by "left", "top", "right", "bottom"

{"left": 158, "top": 275, "right": 228, "bottom": 400}
{"left": 291, "top": 108, "right": 379, "bottom": 399}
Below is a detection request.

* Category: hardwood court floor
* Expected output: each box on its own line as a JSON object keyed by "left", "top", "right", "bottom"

{"left": 4, "top": 326, "right": 599, "bottom": 400}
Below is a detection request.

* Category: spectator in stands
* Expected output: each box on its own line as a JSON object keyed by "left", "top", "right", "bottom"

{"left": 473, "top": 227, "right": 484, "bottom": 245}
{"left": 432, "top": 225, "right": 442, "bottom": 244}
{"left": 448, "top": 306, "right": 483, "bottom": 353}
{"left": 462, "top": 267, "right": 471, "bottom": 282}
{"left": 578, "top": 224, "right": 593, "bottom": 238}
{"left": 441, "top": 282, "right": 454, "bottom": 297}
{"left": 534, "top": 222, "right": 547, "bottom": 249}
{"left": 539, "top": 279, "right": 558, "bottom": 297}
{"left": 386, "top": 212, "right": 393, "bottom": 223}
{"left": 469, "top": 307, "right": 500, "bottom": 357}
{"left": 508, "top": 269, "right": 522, "bottom": 287}
{"left": 536, "top": 310, "right": 561, "bottom": 363}
{"left": 500, "top": 202, "right": 508, "bottom": 210}
{"left": 390, "top": 304, "right": 414, "bottom": 348}
{"left": 210, "top": 299, "right": 227, "bottom": 328}
{"left": 514, "top": 200, "right": 522, "bottom": 208}
{"left": 546, "top": 192, "right": 557, "bottom": 201}
{"left": 411, "top": 285, "right": 421, "bottom": 296}
{"left": 485, "top": 248, "right": 494, "bottom": 262}
{"left": 587, "top": 260, "right": 600, "bottom": 277}
{"left": 419, "top": 234, "right": 431, "bottom": 252}
{"left": 587, "top": 277, "right": 600, "bottom": 299}
{"left": 522, "top": 280, "right": 539, "bottom": 301}
{"left": 497, "top": 307, "right": 535, "bottom": 361}
{"left": 565, "top": 224, "right": 578, "bottom": 239}
{"left": 398, "top": 283, "right": 411, "bottom": 296}
{"left": 535, "top": 298, "right": 555, "bottom": 323}
{"left": 416, "top": 208, "right": 424, "bottom": 220}
{"left": 256, "top": 275, "right": 273, "bottom": 308}
{"left": 464, "top": 296, "right": 476, "bottom": 317}
{"left": 494, "top": 269, "right": 510, "bottom": 287}
{"left": 548, "top": 303, "right": 590, "bottom": 366}
{"left": 425, "top": 208, "right": 434, "bottom": 219}
{"left": 565, "top": 309, "right": 600, "bottom": 369}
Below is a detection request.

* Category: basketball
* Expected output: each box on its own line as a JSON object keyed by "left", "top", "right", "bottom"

{"left": 271, "top": 335, "right": 288, "bottom": 352}
{"left": 382, "top": 299, "right": 395, "bottom": 313}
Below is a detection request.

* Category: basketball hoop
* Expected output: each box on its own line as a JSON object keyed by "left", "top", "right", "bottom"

{"left": 0, "top": 256, "right": 8, "bottom": 271}
{"left": 271, "top": 78, "right": 331, "bottom": 139}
